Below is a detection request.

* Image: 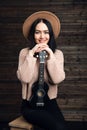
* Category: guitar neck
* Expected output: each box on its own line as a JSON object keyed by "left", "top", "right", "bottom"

{"left": 38, "top": 50, "right": 47, "bottom": 85}
{"left": 38, "top": 63, "right": 44, "bottom": 85}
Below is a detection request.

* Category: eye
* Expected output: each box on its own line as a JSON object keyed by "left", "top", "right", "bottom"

{"left": 35, "top": 31, "right": 40, "bottom": 34}
{"left": 44, "top": 31, "right": 49, "bottom": 34}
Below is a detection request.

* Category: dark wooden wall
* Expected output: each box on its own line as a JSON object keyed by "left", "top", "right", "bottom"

{"left": 0, "top": 0, "right": 87, "bottom": 122}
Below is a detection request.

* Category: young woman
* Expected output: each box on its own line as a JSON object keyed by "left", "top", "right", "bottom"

{"left": 17, "top": 11, "right": 67, "bottom": 130}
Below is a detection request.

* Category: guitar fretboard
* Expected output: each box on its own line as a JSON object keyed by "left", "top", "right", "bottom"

{"left": 39, "top": 63, "right": 44, "bottom": 85}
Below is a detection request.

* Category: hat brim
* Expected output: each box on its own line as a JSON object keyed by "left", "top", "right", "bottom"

{"left": 23, "top": 11, "right": 60, "bottom": 39}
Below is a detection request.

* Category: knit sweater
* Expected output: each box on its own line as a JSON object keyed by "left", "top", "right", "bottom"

{"left": 17, "top": 48, "right": 65, "bottom": 100}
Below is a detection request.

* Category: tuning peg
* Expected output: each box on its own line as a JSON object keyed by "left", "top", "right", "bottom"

{"left": 46, "top": 54, "right": 48, "bottom": 58}
{"left": 36, "top": 54, "right": 39, "bottom": 58}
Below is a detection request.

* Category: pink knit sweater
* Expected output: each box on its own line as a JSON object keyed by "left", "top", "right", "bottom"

{"left": 17, "top": 48, "right": 65, "bottom": 100}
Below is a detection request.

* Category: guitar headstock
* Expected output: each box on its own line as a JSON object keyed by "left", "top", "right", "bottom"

{"left": 38, "top": 50, "right": 48, "bottom": 63}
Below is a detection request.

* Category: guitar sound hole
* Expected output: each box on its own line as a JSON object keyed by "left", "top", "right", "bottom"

{"left": 37, "top": 89, "right": 45, "bottom": 97}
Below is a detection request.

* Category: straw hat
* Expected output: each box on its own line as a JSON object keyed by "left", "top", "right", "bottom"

{"left": 23, "top": 11, "right": 60, "bottom": 39}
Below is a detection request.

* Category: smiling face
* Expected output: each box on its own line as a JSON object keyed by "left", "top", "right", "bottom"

{"left": 34, "top": 21, "right": 50, "bottom": 45}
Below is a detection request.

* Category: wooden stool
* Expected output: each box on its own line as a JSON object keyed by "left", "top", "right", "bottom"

{"left": 8, "top": 116, "right": 34, "bottom": 130}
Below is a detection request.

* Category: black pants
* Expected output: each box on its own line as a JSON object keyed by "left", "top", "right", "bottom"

{"left": 21, "top": 94, "right": 67, "bottom": 130}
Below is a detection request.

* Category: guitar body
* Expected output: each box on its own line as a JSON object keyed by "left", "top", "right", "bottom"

{"left": 32, "top": 81, "right": 48, "bottom": 107}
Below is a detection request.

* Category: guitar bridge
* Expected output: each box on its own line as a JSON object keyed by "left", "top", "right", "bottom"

{"left": 36, "top": 102, "right": 44, "bottom": 107}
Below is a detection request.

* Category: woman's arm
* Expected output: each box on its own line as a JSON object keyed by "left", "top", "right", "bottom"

{"left": 46, "top": 49, "right": 65, "bottom": 84}
{"left": 17, "top": 48, "right": 37, "bottom": 83}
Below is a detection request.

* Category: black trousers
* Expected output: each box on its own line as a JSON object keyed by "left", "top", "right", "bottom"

{"left": 21, "top": 94, "right": 67, "bottom": 130}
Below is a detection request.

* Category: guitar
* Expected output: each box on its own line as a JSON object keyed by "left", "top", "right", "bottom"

{"left": 32, "top": 50, "right": 48, "bottom": 107}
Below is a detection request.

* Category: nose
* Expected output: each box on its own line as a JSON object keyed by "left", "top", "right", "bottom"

{"left": 40, "top": 32, "right": 44, "bottom": 38}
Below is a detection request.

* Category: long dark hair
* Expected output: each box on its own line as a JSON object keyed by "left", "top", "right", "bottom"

{"left": 27, "top": 19, "right": 57, "bottom": 52}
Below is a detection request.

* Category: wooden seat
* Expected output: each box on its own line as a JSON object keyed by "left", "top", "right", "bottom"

{"left": 8, "top": 116, "right": 34, "bottom": 130}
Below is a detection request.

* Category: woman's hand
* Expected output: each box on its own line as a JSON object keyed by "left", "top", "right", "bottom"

{"left": 33, "top": 44, "right": 48, "bottom": 53}
{"left": 37, "top": 44, "right": 54, "bottom": 60}
{"left": 29, "top": 44, "right": 54, "bottom": 59}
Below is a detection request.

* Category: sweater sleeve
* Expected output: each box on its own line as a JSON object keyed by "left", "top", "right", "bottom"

{"left": 17, "top": 48, "right": 37, "bottom": 83}
{"left": 47, "top": 49, "right": 65, "bottom": 84}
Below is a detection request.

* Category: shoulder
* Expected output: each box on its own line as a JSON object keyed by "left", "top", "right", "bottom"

{"left": 19, "top": 47, "right": 29, "bottom": 58}
{"left": 55, "top": 49, "right": 64, "bottom": 56}
{"left": 54, "top": 49, "right": 64, "bottom": 61}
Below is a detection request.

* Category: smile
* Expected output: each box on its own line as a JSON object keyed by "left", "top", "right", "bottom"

{"left": 39, "top": 40, "right": 47, "bottom": 43}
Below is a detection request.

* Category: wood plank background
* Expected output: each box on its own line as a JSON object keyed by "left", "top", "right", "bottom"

{"left": 0, "top": 0, "right": 87, "bottom": 122}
